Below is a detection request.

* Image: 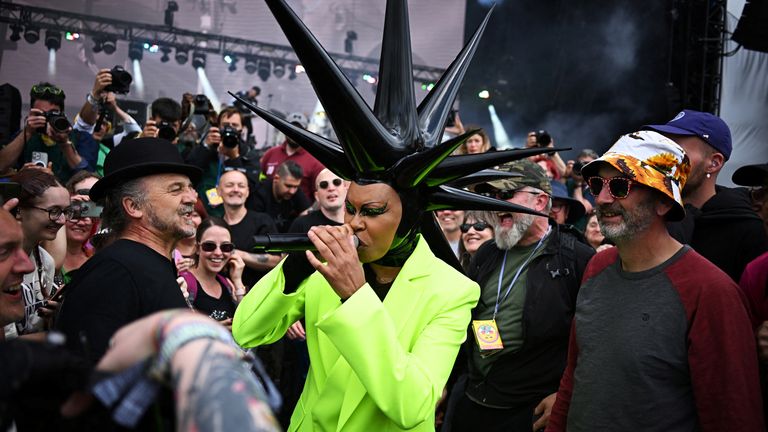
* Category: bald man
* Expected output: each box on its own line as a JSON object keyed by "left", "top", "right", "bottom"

{"left": 288, "top": 169, "right": 348, "bottom": 233}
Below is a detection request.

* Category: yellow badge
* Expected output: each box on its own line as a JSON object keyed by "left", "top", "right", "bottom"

{"left": 205, "top": 187, "right": 223, "bottom": 206}
{"left": 472, "top": 319, "right": 504, "bottom": 353}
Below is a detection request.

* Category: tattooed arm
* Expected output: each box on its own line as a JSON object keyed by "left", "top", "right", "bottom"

{"left": 235, "top": 249, "right": 282, "bottom": 271}
{"left": 172, "top": 339, "right": 280, "bottom": 432}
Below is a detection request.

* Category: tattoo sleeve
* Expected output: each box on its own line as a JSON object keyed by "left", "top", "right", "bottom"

{"left": 173, "top": 340, "right": 280, "bottom": 432}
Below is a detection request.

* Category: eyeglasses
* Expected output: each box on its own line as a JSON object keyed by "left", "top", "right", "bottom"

{"left": 31, "top": 84, "right": 63, "bottom": 96}
{"left": 200, "top": 241, "right": 235, "bottom": 253}
{"left": 586, "top": 176, "right": 634, "bottom": 199}
{"left": 459, "top": 221, "right": 491, "bottom": 233}
{"left": 496, "top": 190, "right": 543, "bottom": 201}
{"left": 319, "top": 178, "right": 343, "bottom": 189}
{"left": 550, "top": 201, "right": 567, "bottom": 212}
{"left": 26, "top": 206, "right": 75, "bottom": 221}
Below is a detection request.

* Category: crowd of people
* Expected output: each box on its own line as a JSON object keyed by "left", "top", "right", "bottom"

{"left": 1, "top": 0, "right": 768, "bottom": 431}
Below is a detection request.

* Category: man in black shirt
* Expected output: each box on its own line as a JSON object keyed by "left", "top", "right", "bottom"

{"left": 248, "top": 160, "right": 310, "bottom": 232}
{"left": 218, "top": 169, "right": 280, "bottom": 288}
{"left": 56, "top": 138, "right": 202, "bottom": 363}
{"left": 288, "top": 168, "right": 347, "bottom": 233}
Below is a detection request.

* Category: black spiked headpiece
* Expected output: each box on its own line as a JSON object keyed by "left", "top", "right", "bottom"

{"left": 233, "top": 0, "right": 561, "bottom": 271}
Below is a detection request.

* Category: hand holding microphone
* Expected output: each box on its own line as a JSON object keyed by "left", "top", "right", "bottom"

{"left": 304, "top": 225, "right": 366, "bottom": 300}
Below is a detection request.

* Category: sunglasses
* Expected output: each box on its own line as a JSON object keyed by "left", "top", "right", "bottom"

{"left": 319, "top": 178, "right": 343, "bottom": 189}
{"left": 200, "top": 241, "right": 235, "bottom": 253}
{"left": 496, "top": 190, "right": 542, "bottom": 201}
{"left": 31, "top": 84, "right": 63, "bottom": 95}
{"left": 586, "top": 176, "right": 634, "bottom": 199}
{"left": 459, "top": 221, "right": 491, "bottom": 233}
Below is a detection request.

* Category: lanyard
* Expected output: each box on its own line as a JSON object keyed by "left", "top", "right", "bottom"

{"left": 493, "top": 226, "right": 551, "bottom": 319}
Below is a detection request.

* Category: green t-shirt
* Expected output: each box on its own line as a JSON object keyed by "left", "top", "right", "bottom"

{"left": 472, "top": 241, "right": 545, "bottom": 377}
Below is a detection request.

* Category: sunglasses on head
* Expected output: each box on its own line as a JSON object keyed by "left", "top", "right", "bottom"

{"left": 586, "top": 176, "right": 634, "bottom": 199}
{"left": 319, "top": 178, "right": 343, "bottom": 189}
{"left": 200, "top": 241, "right": 235, "bottom": 253}
{"left": 31, "top": 84, "right": 63, "bottom": 96}
{"left": 459, "top": 221, "right": 491, "bottom": 233}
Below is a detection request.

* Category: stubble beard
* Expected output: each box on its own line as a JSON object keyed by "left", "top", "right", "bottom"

{"left": 147, "top": 203, "right": 196, "bottom": 241}
{"left": 597, "top": 198, "right": 655, "bottom": 243}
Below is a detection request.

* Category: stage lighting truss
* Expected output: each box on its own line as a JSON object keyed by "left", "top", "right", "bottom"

{"left": 0, "top": 1, "right": 443, "bottom": 84}
{"left": 45, "top": 29, "right": 61, "bottom": 51}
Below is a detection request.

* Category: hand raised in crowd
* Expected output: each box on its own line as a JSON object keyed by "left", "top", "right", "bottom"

{"left": 25, "top": 108, "right": 48, "bottom": 134}
{"left": 91, "top": 68, "right": 112, "bottom": 100}
{"left": 305, "top": 225, "right": 365, "bottom": 301}
{"left": 286, "top": 321, "right": 306, "bottom": 341}
{"left": 228, "top": 252, "right": 245, "bottom": 284}
{"left": 20, "top": 161, "right": 54, "bottom": 174}
{"left": 37, "top": 299, "right": 60, "bottom": 319}
{"left": 141, "top": 119, "right": 159, "bottom": 138}
{"left": 205, "top": 126, "right": 221, "bottom": 148}
{"left": 103, "top": 92, "right": 117, "bottom": 110}
{"left": 175, "top": 256, "right": 195, "bottom": 274}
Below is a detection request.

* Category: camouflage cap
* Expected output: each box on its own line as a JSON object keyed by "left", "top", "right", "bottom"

{"left": 485, "top": 159, "right": 552, "bottom": 195}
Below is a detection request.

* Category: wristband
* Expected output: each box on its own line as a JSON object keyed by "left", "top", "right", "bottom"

{"left": 86, "top": 93, "right": 100, "bottom": 107}
{"left": 148, "top": 320, "right": 238, "bottom": 383}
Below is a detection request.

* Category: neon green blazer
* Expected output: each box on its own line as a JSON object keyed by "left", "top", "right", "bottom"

{"left": 233, "top": 236, "right": 479, "bottom": 431}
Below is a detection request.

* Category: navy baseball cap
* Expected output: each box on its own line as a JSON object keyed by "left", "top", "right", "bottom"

{"left": 643, "top": 110, "right": 732, "bottom": 160}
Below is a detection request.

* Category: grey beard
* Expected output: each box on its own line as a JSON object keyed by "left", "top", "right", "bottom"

{"left": 494, "top": 213, "right": 534, "bottom": 250}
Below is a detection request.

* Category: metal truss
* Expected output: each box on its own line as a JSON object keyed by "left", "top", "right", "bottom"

{"left": 0, "top": 1, "right": 445, "bottom": 83}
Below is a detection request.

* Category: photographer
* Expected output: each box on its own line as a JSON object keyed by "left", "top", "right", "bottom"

{"left": 525, "top": 129, "right": 567, "bottom": 180}
{"left": 0, "top": 83, "right": 99, "bottom": 183}
{"left": 564, "top": 148, "right": 598, "bottom": 215}
{"left": 141, "top": 97, "right": 184, "bottom": 149}
{"left": 186, "top": 107, "right": 260, "bottom": 216}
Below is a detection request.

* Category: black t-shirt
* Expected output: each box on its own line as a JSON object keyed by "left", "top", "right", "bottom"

{"left": 288, "top": 210, "right": 342, "bottom": 233}
{"left": 247, "top": 179, "right": 311, "bottom": 232}
{"left": 229, "top": 210, "right": 278, "bottom": 287}
{"left": 56, "top": 239, "right": 187, "bottom": 363}
{"left": 191, "top": 275, "right": 237, "bottom": 321}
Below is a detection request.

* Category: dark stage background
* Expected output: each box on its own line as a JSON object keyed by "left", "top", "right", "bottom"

{"left": 458, "top": 0, "right": 677, "bottom": 159}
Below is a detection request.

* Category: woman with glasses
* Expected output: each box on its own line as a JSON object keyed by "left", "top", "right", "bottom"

{"left": 458, "top": 211, "right": 495, "bottom": 270}
{"left": 9, "top": 168, "right": 71, "bottom": 337}
{"left": 58, "top": 171, "right": 101, "bottom": 285}
{"left": 184, "top": 217, "right": 246, "bottom": 329}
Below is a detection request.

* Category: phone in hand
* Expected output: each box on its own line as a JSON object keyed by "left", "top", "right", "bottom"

{"left": 31, "top": 151, "right": 48, "bottom": 168}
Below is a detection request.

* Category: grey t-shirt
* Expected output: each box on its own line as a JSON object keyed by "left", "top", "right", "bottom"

{"left": 567, "top": 246, "right": 698, "bottom": 431}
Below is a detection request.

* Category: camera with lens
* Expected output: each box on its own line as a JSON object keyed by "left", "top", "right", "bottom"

{"left": 194, "top": 94, "right": 210, "bottom": 115}
{"left": 534, "top": 130, "right": 552, "bottom": 147}
{"left": 157, "top": 121, "right": 177, "bottom": 141}
{"left": 104, "top": 65, "right": 133, "bottom": 94}
{"left": 220, "top": 125, "right": 240, "bottom": 149}
{"left": 572, "top": 161, "right": 584, "bottom": 176}
{"left": 69, "top": 201, "right": 104, "bottom": 219}
{"left": 35, "top": 110, "right": 71, "bottom": 134}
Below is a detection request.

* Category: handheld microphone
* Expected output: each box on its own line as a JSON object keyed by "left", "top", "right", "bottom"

{"left": 253, "top": 233, "right": 360, "bottom": 253}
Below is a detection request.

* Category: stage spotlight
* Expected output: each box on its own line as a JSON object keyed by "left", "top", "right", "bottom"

{"left": 65, "top": 32, "right": 80, "bottom": 41}
{"left": 175, "top": 48, "right": 189, "bottom": 64}
{"left": 244, "top": 56, "right": 257, "bottom": 74}
{"left": 9, "top": 24, "right": 22, "bottom": 42}
{"left": 160, "top": 46, "right": 172, "bottom": 62}
{"left": 24, "top": 26, "right": 40, "bottom": 44}
{"left": 478, "top": 89, "right": 490, "bottom": 99}
{"left": 91, "top": 36, "right": 103, "bottom": 53}
{"left": 228, "top": 62, "right": 237, "bottom": 72}
{"left": 273, "top": 62, "right": 285, "bottom": 79}
{"left": 45, "top": 30, "right": 61, "bottom": 51}
{"left": 165, "top": 1, "right": 179, "bottom": 27}
{"left": 289, "top": 64, "right": 298, "bottom": 80}
{"left": 344, "top": 31, "right": 357, "bottom": 54}
{"left": 128, "top": 42, "right": 143, "bottom": 61}
{"left": 192, "top": 51, "right": 206, "bottom": 69}
{"left": 257, "top": 59, "right": 271, "bottom": 81}
{"left": 102, "top": 36, "right": 117, "bottom": 54}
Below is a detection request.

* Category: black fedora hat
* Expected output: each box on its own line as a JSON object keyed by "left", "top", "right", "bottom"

{"left": 550, "top": 180, "right": 586, "bottom": 224}
{"left": 90, "top": 137, "right": 202, "bottom": 201}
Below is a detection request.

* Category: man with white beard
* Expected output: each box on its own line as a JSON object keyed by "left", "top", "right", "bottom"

{"left": 449, "top": 159, "right": 594, "bottom": 432}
